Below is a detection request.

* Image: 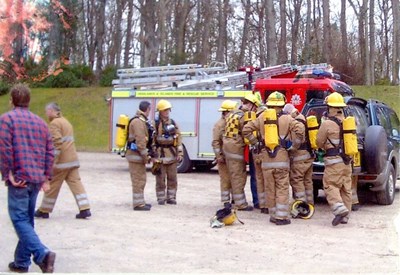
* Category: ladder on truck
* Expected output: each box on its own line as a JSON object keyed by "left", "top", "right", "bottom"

{"left": 112, "top": 62, "right": 332, "bottom": 91}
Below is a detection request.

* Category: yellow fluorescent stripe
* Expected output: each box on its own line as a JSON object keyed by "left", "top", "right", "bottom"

{"left": 223, "top": 90, "right": 252, "bottom": 97}
{"left": 112, "top": 91, "right": 131, "bottom": 98}
{"left": 135, "top": 90, "right": 218, "bottom": 97}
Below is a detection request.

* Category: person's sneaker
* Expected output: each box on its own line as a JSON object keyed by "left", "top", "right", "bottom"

{"left": 134, "top": 204, "right": 152, "bottom": 211}
{"left": 269, "top": 217, "right": 277, "bottom": 224}
{"left": 34, "top": 210, "right": 49, "bottom": 219}
{"left": 8, "top": 262, "right": 28, "bottom": 273}
{"left": 260, "top": 208, "right": 269, "bottom": 214}
{"left": 238, "top": 205, "right": 253, "bottom": 211}
{"left": 166, "top": 199, "right": 177, "bottom": 205}
{"left": 158, "top": 200, "right": 165, "bottom": 205}
{"left": 351, "top": 204, "right": 360, "bottom": 211}
{"left": 332, "top": 211, "right": 349, "bottom": 226}
{"left": 76, "top": 209, "right": 91, "bottom": 219}
{"left": 38, "top": 251, "right": 56, "bottom": 273}
{"left": 275, "top": 219, "right": 291, "bottom": 226}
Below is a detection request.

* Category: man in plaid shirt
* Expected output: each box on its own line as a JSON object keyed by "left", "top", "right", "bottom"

{"left": 0, "top": 84, "right": 56, "bottom": 273}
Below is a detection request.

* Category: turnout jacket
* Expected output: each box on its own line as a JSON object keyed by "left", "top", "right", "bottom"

{"left": 49, "top": 114, "right": 79, "bottom": 169}
{"left": 126, "top": 110, "right": 150, "bottom": 163}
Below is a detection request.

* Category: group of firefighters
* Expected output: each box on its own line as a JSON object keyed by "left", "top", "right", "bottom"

{"left": 125, "top": 91, "right": 357, "bottom": 227}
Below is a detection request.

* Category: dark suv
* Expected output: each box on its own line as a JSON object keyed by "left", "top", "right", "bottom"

{"left": 302, "top": 97, "right": 400, "bottom": 205}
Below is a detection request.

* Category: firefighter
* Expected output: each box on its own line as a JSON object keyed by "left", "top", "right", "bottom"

{"left": 243, "top": 92, "right": 304, "bottom": 225}
{"left": 212, "top": 100, "right": 237, "bottom": 206}
{"left": 316, "top": 92, "right": 352, "bottom": 226}
{"left": 153, "top": 99, "right": 183, "bottom": 205}
{"left": 35, "top": 103, "right": 91, "bottom": 219}
{"left": 223, "top": 93, "right": 258, "bottom": 211}
{"left": 283, "top": 103, "right": 314, "bottom": 206}
{"left": 125, "top": 101, "right": 155, "bottom": 211}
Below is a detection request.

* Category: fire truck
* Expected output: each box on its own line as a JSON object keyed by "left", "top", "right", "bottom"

{"left": 109, "top": 62, "right": 352, "bottom": 172}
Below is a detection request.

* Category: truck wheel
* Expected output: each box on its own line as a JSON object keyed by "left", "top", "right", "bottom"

{"left": 364, "top": 125, "right": 388, "bottom": 175}
{"left": 177, "top": 145, "right": 192, "bottom": 173}
{"left": 376, "top": 164, "right": 396, "bottom": 205}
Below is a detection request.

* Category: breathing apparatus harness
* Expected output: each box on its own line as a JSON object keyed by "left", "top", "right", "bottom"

{"left": 154, "top": 118, "right": 178, "bottom": 158}
{"left": 324, "top": 116, "right": 351, "bottom": 165}
{"left": 126, "top": 114, "right": 156, "bottom": 157}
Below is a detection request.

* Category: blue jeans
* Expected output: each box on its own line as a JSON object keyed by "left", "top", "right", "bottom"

{"left": 8, "top": 183, "right": 48, "bottom": 268}
{"left": 249, "top": 152, "right": 259, "bottom": 206}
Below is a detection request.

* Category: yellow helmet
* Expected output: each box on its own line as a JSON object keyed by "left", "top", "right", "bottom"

{"left": 218, "top": 100, "right": 237, "bottom": 112}
{"left": 291, "top": 200, "right": 315, "bottom": 219}
{"left": 157, "top": 99, "right": 172, "bottom": 111}
{"left": 222, "top": 212, "right": 237, "bottom": 225}
{"left": 243, "top": 93, "right": 260, "bottom": 107}
{"left": 325, "top": 92, "right": 347, "bottom": 107}
{"left": 266, "top": 91, "right": 286, "bottom": 107}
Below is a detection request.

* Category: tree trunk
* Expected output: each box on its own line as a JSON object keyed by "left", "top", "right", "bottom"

{"left": 265, "top": 0, "right": 277, "bottom": 66}
{"left": 278, "top": 0, "right": 287, "bottom": 63}
{"left": 303, "top": 0, "right": 312, "bottom": 63}
{"left": 216, "top": 0, "right": 228, "bottom": 63}
{"left": 172, "top": 0, "right": 194, "bottom": 64}
{"left": 339, "top": 0, "right": 348, "bottom": 73}
{"left": 257, "top": 1, "right": 266, "bottom": 67}
{"left": 322, "top": 0, "right": 332, "bottom": 63}
{"left": 238, "top": 0, "right": 251, "bottom": 66}
{"left": 392, "top": 0, "right": 400, "bottom": 85}
{"left": 124, "top": 0, "right": 134, "bottom": 67}
{"left": 290, "top": 0, "right": 302, "bottom": 64}
{"left": 84, "top": 0, "right": 96, "bottom": 70}
{"left": 369, "top": 0, "right": 375, "bottom": 84}
{"left": 95, "top": 0, "right": 106, "bottom": 75}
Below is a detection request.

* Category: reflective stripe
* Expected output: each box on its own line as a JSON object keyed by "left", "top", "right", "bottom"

{"left": 261, "top": 161, "right": 289, "bottom": 169}
{"left": 126, "top": 154, "right": 144, "bottom": 162}
{"left": 213, "top": 148, "right": 221, "bottom": 155}
{"left": 54, "top": 149, "right": 61, "bottom": 156}
{"left": 139, "top": 149, "right": 148, "bottom": 156}
{"left": 332, "top": 202, "right": 348, "bottom": 216}
{"left": 224, "top": 151, "right": 244, "bottom": 160}
{"left": 43, "top": 197, "right": 57, "bottom": 203}
{"left": 61, "top": 136, "right": 74, "bottom": 142}
{"left": 233, "top": 193, "right": 246, "bottom": 205}
{"left": 76, "top": 194, "right": 88, "bottom": 200}
{"left": 167, "top": 189, "right": 176, "bottom": 195}
{"left": 276, "top": 203, "right": 289, "bottom": 218}
{"left": 78, "top": 199, "right": 90, "bottom": 206}
{"left": 324, "top": 157, "right": 343, "bottom": 166}
{"left": 329, "top": 138, "right": 340, "bottom": 145}
{"left": 305, "top": 190, "right": 313, "bottom": 196}
{"left": 157, "top": 191, "right": 165, "bottom": 197}
{"left": 55, "top": 160, "right": 80, "bottom": 169}
{"left": 160, "top": 157, "right": 175, "bottom": 162}
{"left": 292, "top": 152, "right": 312, "bottom": 162}
{"left": 177, "top": 145, "right": 183, "bottom": 151}
{"left": 41, "top": 202, "right": 55, "bottom": 209}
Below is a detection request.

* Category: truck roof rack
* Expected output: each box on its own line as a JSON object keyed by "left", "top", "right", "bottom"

{"left": 112, "top": 62, "right": 333, "bottom": 91}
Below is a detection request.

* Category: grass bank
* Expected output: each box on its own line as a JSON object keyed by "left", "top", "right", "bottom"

{"left": 0, "top": 85, "right": 398, "bottom": 152}
{"left": 0, "top": 87, "right": 111, "bottom": 152}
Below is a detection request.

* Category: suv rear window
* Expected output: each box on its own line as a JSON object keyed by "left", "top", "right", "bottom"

{"left": 347, "top": 105, "right": 369, "bottom": 136}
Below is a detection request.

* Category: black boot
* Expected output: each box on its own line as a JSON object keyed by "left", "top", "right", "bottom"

{"left": 76, "top": 209, "right": 92, "bottom": 219}
{"left": 34, "top": 210, "right": 49, "bottom": 219}
{"left": 133, "top": 204, "right": 151, "bottom": 211}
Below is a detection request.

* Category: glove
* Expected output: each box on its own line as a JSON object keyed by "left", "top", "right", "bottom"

{"left": 151, "top": 160, "right": 162, "bottom": 175}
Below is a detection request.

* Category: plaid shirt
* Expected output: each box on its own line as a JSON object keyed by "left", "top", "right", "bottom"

{"left": 0, "top": 107, "right": 54, "bottom": 184}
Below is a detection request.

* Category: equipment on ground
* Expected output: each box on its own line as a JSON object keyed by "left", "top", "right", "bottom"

{"left": 290, "top": 200, "right": 315, "bottom": 219}
{"left": 210, "top": 203, "right": 243, "bottom": 228}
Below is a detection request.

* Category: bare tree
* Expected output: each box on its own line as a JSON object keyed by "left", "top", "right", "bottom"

{"left": 369, "top": 0, "right": 376, "bottom": 84}
{"left": 123, "top": 0, "right": 134, "bottom": 67}
{"left": 322, "top": 0, "right": 332, "bottom": 63}
{"left": 393, "top": 0, "right": 400, "bottom": 85}
{"left": 216, "top": 0, "right": 229, "bottom": 63}
{"left": 95, "top": 0, "right": 106, "bottom": 74}
{"left": 303, "top": 0, "right": 312, "bottom": 63}
{"left": 238, "top": 0, "right": 252, "bottom": 66}
{"left": 265, "top": 0, "right": 278, "bottom": 65}
{"left": 290, "top": 0, "right": 303, "bottom": 64}
{"left": 278, "top": 0, "right": 288, "bottom": 63}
